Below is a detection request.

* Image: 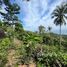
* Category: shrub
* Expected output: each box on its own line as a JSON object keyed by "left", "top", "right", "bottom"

{"left": 0, "top": 55, "right": 7, "bottom": 67}
{"left": 0, "top": 38, "right": 11, "bottom": 50}
{"left": 0, "top": 38, "right": 11, "bottom": 67}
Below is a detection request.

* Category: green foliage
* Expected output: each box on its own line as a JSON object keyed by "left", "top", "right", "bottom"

{"left": 0, "top": 38, "right": 11, "bottom": 67}
{"left": 17, "top": 31, "right": 42, "bottom": 44}
{"left": 15, "top": 22, "right": 23, "bottom": 32}
{"left": 0, "top": 55, "right": 7, "bottom": 67}
{"left": 33, "top": 45, "right": 67, "bottom": 67}
{"left": 15, "top": 43, "right": 36, "bottom": 64}
{"left": 0, "top": 38, "right": 11, "bottom": 50}
{"left": 15, "top": 43, "right": 67, "bottom": 67}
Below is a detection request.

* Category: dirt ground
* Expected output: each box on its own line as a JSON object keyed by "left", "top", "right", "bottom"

{"left": 18, "top": 63, "right": 36, "bottom": 67}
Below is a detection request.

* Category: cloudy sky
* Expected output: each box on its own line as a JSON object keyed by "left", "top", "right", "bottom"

{"left": 15, "top": 0, "right": 67, "bottom": 34}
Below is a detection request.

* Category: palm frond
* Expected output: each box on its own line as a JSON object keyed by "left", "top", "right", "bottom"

{"left": 63, "top": 15, "right": 67, "bottom": 19}
{"left": 54, "top": 18, "right": 59, "bottom": 25}
{"left": 51, "top": 13, "right": 59, "bottom": 18}
{"left": 62, "top": 18, "right": 66, "bottom": 25}
{"left": 0, "top": 11, "right": 6, "bottom": 16}
{"left": 52, "top": 3, "right": 67, "bottom": 26}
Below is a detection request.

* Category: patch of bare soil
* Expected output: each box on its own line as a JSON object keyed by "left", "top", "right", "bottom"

{"left": 18, "top": 63, "right": 36, "bottom": 67}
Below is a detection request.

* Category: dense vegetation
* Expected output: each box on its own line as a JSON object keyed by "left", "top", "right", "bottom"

{"left": 0, "top": 0, "right": 67, "bottom": 67}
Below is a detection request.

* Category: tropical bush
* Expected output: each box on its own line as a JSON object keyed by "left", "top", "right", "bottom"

{"left": 0, "top": 38, "right": 11, "bottom": 67}
{"left": 15, "top": 43, "right": 67, "bottom": 67}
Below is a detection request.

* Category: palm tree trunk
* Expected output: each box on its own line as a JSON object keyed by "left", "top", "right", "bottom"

{"left": 59, "top": 24, "right": 61, "bottom": 50}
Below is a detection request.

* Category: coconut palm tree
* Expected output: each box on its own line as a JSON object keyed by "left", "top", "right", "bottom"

{"left": 52, "top": 4, "right": 67, "bottom": 49}
{"left": 48, "top": 26, "right": 52, "bottom": 33}
{"left": 48, "top": 26, "right": 52, "bottom": 37}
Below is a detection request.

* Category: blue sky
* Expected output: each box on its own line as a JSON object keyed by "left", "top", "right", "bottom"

{"left": 15, "top": 0, "right": 67, "bottom": 34}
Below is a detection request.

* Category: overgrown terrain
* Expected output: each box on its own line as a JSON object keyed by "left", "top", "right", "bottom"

{"left": 0, "top": 21, "right": 67, "bottom": 67}
{"left": 0, "top": 0, "right": 67, "bottom": 67}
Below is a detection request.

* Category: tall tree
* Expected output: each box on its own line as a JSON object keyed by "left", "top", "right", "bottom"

{"left": 48, "top": 26, "right": 52, "bottom": 37}
{"left": 0, "top": 0, "right": 20, "bottom": 23}
{"left": 52, "top": 4, "right": 67, "bottom": 48}
{"left": 15, "top": 21, "right": 23, "bottom": 32}
{"left": 38, "top": 25, "right": 45, "bottom": 35}
{"left": 48, "top": 26, "right": 52, "bottom": 33}
{"left": 0, "top": 0, "right": 20, "bottom": 45}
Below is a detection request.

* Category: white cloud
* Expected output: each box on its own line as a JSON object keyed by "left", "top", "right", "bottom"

{"left": 16, "top": 0, "right": 67, "bottom": 34}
